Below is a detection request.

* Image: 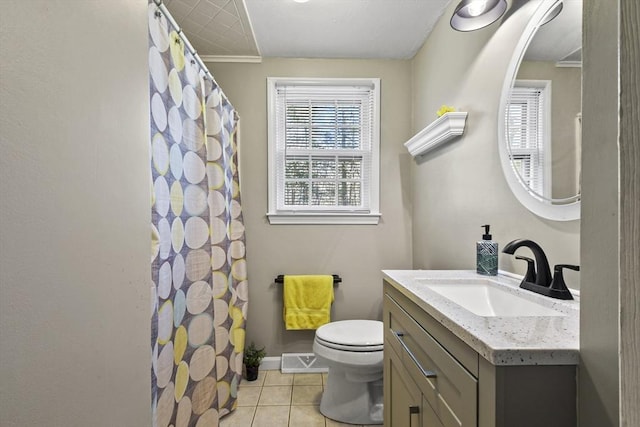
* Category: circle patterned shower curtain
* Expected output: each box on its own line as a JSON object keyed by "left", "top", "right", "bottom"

{"left": 148, "top": 3, "right": 248, "bottom": 425}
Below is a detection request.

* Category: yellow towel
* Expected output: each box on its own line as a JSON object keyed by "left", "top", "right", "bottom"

{"left": 283, "top": 275, "right": 334, "bottom": 330}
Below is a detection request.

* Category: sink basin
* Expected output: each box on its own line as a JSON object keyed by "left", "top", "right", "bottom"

{"left": 418, "top": 279, "right": 565, "bottom": 317}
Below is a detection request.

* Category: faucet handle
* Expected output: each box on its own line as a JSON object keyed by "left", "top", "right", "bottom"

{"left": 555, "top": 264, "right": 580, "bottom": 272}
{"left": 515, "top": 255, "right": 537, "bottom": 284}
{"left": 550, "top": 264, "right": 580, "bottom": 299}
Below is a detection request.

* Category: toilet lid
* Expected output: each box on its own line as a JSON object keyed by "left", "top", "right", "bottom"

{"left": 316, "top": 320, "right": 383, "bottom": 349}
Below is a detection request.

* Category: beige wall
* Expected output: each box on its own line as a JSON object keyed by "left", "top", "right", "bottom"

{"left": 517, "top": 61, "right": 582, "bottom": 199}
{"left": 410, "top": 1, "right": 580, "bottom": 287}
{"left": 0, "top": 2, "right": 151, "bottom": 426}
{"left": 579, "top": 0, "right": 621, "bottom": 425}
{"left": 207, "top": 58, "right": 413, "bottom": 356}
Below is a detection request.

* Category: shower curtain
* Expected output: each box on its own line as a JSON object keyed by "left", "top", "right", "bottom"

{"left": 148, "top": 3, "right": 247, "bottom": 426}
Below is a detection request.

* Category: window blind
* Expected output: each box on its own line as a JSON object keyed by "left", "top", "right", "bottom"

{"left": 274, "top": 83, "right": 375, "bottom": 212}
{"left": 506, "top": 86, "right": 546, "bottom": 197}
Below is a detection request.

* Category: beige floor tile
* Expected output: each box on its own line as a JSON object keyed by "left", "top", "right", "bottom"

{"left": 258, "top": 385, "right": 292, "bottom": 406}
{"left": 242, "top": 370, "right": 380, "bottom": 426}
{"left": 289, "top": 405, "right": 326, "bottom": 427}
{"left": 293, "top": 373, "right": 324, "bottom": 386}
{"left": 252, "top": 405, "right": 290, "bottom": 427}
{"left": 292, "top": 385, "right": 323, "bottom": 405}
{"left": 264, "top": 370, "right": 295, "bottom": 386}
{"left": 237, "top": 386, "right": 262, "bottom": 407}
{"left": 242, "top": 370, "right": 266, "bottom": 387}
{"left": 219, "top": 406, "right": 256, "bottom": 427}
{"left": 322, "top": 372, "right": 329, "bottom": 385}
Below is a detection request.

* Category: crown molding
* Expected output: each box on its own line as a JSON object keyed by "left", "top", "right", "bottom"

{"left": 404, "top": 112, "right": 468, "bottom": 157}
{"left": 555, "top": 60, "right": 582, "bottom": 68}
{"left": 199, "top": 55, "right": 262, "bottom": 63}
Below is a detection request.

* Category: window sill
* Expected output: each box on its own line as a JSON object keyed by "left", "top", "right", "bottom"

{"left": 267, "top": 212, "right": 381, "bottom": 225}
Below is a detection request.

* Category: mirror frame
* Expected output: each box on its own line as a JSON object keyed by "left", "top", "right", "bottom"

{"left": 498, "top": 0, "right": 580, "bottom": 221}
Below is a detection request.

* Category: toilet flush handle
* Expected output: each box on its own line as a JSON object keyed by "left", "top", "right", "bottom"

{"left": 392, "top": 331, "right": 437, "bottom": 379}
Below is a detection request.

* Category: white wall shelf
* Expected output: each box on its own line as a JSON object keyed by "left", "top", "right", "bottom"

{"left": 404, "top": 112, "right": 468, "bottom": 157}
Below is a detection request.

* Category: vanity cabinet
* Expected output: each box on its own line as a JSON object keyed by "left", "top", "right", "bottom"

{"left": 383, "top": 280, "right": 577, "bottom": 427}
{"left": 385, "top": 339, "right": 446, "bottom": 427}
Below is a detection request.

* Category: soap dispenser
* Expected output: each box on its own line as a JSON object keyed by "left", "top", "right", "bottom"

{"left": 477, "top": 225, "right": 498, "bottom": 276}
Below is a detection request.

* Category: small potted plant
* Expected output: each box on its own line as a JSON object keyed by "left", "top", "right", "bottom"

{"left": 243, "top": 342, "right": 266, "bottom": 381}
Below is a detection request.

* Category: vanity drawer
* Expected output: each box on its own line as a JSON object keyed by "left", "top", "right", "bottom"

{"left": 384, "top": 282, "right": 478, "bottom": 376}
{"left": 385, "top": 294, "right": 478, "bottom": 427}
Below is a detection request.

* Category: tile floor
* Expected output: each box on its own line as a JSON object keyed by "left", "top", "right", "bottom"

{"left": 220, "top": 370, "right": 382, "bottom": 427}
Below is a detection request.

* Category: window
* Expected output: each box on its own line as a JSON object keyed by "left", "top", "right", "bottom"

{"left": 505, "top": 80, "right": 551, "bottom": 199}
{"left": 267, "top": 78, "right": 380, "bottom": 224}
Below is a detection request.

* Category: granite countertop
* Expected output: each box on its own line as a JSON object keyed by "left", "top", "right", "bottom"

{"left": 382, "top": 270, "right": 580, "bottom": 366}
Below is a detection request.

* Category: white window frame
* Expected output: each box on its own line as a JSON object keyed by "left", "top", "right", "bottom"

{"left": 266, "top": 77, "right": 381, "bottom": 225}
{"left": 506, "top": 80, "right": 552, "bottom": 200}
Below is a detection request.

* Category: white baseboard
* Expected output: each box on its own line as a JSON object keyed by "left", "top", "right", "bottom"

{"left": 259, "top": 356, "right": 281, "bottom": 371}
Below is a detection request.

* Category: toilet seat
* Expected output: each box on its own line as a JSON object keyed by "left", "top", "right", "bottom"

{"left": 315, "top": 320, "right": 383, "bottom": 352}
{"left": 315, "top": 336, "right": 383, "bottom": 352}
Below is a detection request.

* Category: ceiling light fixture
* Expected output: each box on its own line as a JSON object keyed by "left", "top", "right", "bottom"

{"left": 541, "top": 2, "right": 564, "bottom": 26}
{"left": 450, "top": 0, "right": 508, "bottom": 31}
{"left": 293, "top": 0, "right": 310, "bottom": 3}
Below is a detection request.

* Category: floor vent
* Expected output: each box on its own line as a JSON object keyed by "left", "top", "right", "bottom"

{"left": 280, "top": 353, "right": 328, "bottom": 374}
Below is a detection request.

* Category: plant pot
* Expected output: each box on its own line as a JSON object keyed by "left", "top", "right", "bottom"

{"left": 245, "top": 365, "right": 259, "bottom": 381}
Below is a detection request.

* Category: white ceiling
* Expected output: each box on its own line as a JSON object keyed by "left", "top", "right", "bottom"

{"left": 164, "top": 0, "right": 451, "bottom": 59}
{"left": 244, "top": 0, "right": 450, "bottom": 59}
{"left": 162, "top": 0, "right": 582, "bottom": 62}
{"left": 525, "top": 0, "right": 582, "bottom": 63}
{"left": 163, "top": 0, "right": 260, "bottom": 57}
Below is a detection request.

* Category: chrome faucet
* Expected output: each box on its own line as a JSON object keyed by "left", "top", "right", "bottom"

{"left": 502, "top": 239, "right": 576, "bottom": 300}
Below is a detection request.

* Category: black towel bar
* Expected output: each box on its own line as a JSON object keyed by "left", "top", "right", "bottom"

{"left": 275, "top": 274, "right": 342, "bottom": 284}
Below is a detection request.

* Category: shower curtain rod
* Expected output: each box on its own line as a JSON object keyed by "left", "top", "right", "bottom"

{"left": 152, "top": 0, "right": 231, "bottom": 105}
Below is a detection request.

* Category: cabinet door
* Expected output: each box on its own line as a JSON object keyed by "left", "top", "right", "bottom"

{"left": 422, "top": 396, "right": 445, "bottom": 427}
{"left": 385, "top": 294, "right": 478, "bottom": 427}
{"left": 385, "top": 340, "right": 422, "bottom": 427}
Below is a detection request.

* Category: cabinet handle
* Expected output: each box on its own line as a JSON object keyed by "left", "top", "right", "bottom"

{"left": 392, "top": 330, "right": 437, "bottom": 379}
{"left": 409, "top": 405, "right": 420, "bottom": 427}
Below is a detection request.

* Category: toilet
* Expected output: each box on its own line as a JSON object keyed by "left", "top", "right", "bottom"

{"left": 312, "top": 320, "right": 384, "bottom": 425}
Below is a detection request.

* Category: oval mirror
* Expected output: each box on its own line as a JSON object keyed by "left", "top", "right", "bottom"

{"left": 498, "top": 0, "right": 582, "bottom": 221}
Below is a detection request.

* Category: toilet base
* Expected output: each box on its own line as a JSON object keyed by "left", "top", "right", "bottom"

{"left": 319, "top": 366, "right": 383, "bottom": 425}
